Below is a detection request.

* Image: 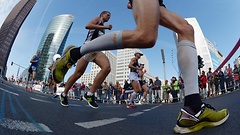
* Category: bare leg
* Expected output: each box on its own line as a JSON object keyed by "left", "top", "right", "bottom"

{"left": 63, "top": 58, "right": 88, "bottom": 95}
{"left": 142, "top": 84, "right": 149, "bottom": 100}
{"left": 131, "top": 80, "right": 141, "bottom": 93}
{"left": 122, "top": 0, "right": 160, "bottom": 48}
{"left": 159, "top": 7, "right": 198, "bottom": 96}
{"left": 77, "top": 0, "right": 160, "bottom": 57}
{"left": 89, "top": 54, "right": 111, "bottom": 94}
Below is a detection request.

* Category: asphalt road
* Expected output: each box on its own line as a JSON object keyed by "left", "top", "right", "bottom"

{"left": 0, "top": 81, "right": 239, "bottom": 135}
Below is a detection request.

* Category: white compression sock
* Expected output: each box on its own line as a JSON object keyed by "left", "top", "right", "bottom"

{"left": 129, "top": 92, "right": 137, "bottom": 105}
{"left": 80, "top": 31, "right": 124, "bottom": 55}
{"left": 177, "top": 40, "right": 199, "bottom": 96}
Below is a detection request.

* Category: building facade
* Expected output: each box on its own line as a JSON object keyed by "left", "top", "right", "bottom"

{"left": 36, "top": 14, "right": 74, "bottom": 81}
{"left": 174, "top": 17, "right": 224, "bottom": 73}
{"left": 0, "top": 0, "right": 37, "bottom": 76}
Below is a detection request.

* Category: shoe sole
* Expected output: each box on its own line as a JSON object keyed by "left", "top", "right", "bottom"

{"left": 83, "top": 96, "right": 98, "bottom": 109}
{"left": 174, "top": 113, "right": 229, "bottom": 134}
{"left": 52, "top": 45, "right": 75, "bottom": 83}
{"left": 59, "top": 95, "right": 69, "bottom": 107}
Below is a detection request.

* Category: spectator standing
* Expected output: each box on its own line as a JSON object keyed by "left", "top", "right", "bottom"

{"left": 200, "top": 71, "right": 207, "bottom": 99}
{"left": 218, "top": 69, "right": 226, "bottom": 94}
{"left": 162, "top": 80, "right": 170, "bottom": 103}
{"left": 73, "top": 83, "right": 80, "bottom": 100}
{"left": 224, "top": 64, "right": 233, "bottom": 91}
{"left": 178, "top": 76, "right": 185, "bottom": 102}
{"left": 122, "top": 80, "right": 131, "bottom": 103}
{"left": 80, "top": 82, "right": 86, "bottom": 100}
{"left": 97, "top": 85, "right": 103, "bottom": 101}
{"left": 69, "top": 85, "right": 75, "bottom": 99}
{"left": 154, "top": 77, "right": 162, "bottom": 103}
{"left": 148, "top": 79, "right": 154, "bottom": 103}
{"left": 213, "top": 72, "right": 220, "bottom": 96}
{"left": 227, "top": 64, "right": 234, "bottom": 91}
{"left": 171, "top": 77, "right": 179, "bottom": 102}
{"left": 238, "top": 64, "right": 240, "bottom": 88}
{"left": 108, "top": 82, "right": 115, "bottom": 103}
{"left": 102, "top": 81, "right": 109, "bottom": 103}
{"left": 224, "top": 66, "right": 229, "bottom": 91}
{"left": 207, "top": 68, "right": 214, "bottom": 97}
{"left": 114, "top": 81, "right": 122, "bottom": 104}
{"left": 233, "top": 64, "right": 239, "bottom": 90}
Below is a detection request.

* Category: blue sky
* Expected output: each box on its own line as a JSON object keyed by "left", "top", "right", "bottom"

{"left": 1, "top": 0, "right": 239, "bottom": 82}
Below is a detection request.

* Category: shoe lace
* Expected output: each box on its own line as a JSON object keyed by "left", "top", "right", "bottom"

{"left": 203, "top": 103, "right": 216, "bottom": 111}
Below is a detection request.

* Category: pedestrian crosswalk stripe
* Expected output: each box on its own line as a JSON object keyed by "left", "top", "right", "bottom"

{"left": 0, "top": 118, "right": 52, "bottom": 132}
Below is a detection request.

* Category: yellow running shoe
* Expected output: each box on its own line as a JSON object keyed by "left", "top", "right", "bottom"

{"left": 52, "top": 45, "right": 76, "bottom": 83}
{"left": 174, "top": 103, "right": 229, "bottom": 134}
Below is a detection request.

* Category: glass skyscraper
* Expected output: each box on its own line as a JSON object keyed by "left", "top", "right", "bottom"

{"left": 0, "top": 0, "right": 37, "bottom": 76}
{"left": 36, "top": 14, "right": 74, "bottom": 81}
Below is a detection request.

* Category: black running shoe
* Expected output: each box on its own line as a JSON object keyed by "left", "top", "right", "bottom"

{"left": 60, "top": 93, "right": 69, "bottom": 107}
{"left": 53, "top": 94, "right": 59, "bottom": 98}
{"left": 83, "top": 93, "right": 98, "bottom": 109}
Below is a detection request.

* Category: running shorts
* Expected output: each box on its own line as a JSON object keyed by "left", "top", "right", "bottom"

{"left": 83, "top": 51, "right": 104, "bottom": 62}
{"left": 129, "top": 0, "right": 166, "bottom": 8}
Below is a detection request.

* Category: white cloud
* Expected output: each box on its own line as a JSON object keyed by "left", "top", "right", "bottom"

{"left": 0, "top": 0, "right": 20, "bottom": 26}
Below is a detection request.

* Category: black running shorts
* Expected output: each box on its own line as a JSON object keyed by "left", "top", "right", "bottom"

{"left": 129, "top": 0, "right": 166, "bottom": 8}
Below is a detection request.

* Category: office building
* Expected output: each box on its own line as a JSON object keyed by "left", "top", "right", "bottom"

{"left": 36, "top": 14, "right": 74, "bottom": 81}
{"left": 0, "top": 0, "right": 37, "bottom": 76}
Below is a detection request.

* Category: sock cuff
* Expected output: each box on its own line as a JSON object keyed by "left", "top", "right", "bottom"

{"left": 178, "top": 40, "right": 196, "bottom": 49}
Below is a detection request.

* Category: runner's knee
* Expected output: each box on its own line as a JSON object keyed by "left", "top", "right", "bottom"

{"left": 178, "top": 23, "right": 194, "bottom": 37}
{"left": 102, "top": 65, "right": 111, "bottom": 74}
{"left": 134, "top": 30, "right": 157, "bottom": 48}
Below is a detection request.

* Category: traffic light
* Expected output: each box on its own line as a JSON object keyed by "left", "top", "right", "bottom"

{"left": 11, "top": 62, "right": 13, "bottom": 66}
{"left": 198, "top": 55, "right": 204, "bottom": 69}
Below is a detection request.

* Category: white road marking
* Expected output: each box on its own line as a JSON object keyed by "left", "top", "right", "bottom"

{"left": 0, "top": 118, "right": 52, "bottom": 132}
{"left": 2, "top": 83, "right": 13, "bottom": 89}
{"left": 70, "top": 104, "right": 82, "bottom": 107}
{"left": 0, "top": 88, "right": 19, "bottom": 96}
{"left": 151, "top": 105, "right": 161, "bottom": 109}
{"left": 34, "top": 95, "right": 48, "bottom": 98}
{"left": 128, "top": 112, "right": 144, "bottom": 117}
{"left": 75, "top": 118, "right": 125, "bottom": 129}
{"left": 143, "top": 109, "right": 151, "bottom": 112}
{"left": 30, "top": 97, "right": 52, "bottom": 104}
{"left": 143, "top": 105, "right": 161, "bottom": 112}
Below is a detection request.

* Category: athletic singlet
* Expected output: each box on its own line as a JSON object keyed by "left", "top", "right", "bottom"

{"left": 84, "top": 21, "right": 105, "bottom": 42}
{"left": 130, "top": 59, "right": 139, "bottom": 73}
{"left": 30, "top": 55, "right": 39, "bottom": 67}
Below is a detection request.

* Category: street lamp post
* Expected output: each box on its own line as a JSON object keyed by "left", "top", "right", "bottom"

{"left": 11, "top": 62, "right": 27, "bottom": 80}
{"left": 161, "top": 49, "right": 166, "bottom": 81}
